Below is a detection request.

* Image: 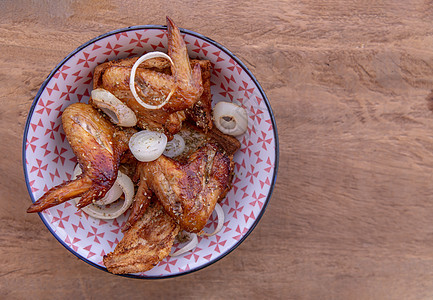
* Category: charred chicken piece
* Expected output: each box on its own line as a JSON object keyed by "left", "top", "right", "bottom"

{"left": 136, "top": 143, "right": 234, "bottom": 233}
{"left": 27, "top": 103, "right": 135, "bottom": 213}
{"left": 103, "top": 199, "right": 180, "bottom": 275}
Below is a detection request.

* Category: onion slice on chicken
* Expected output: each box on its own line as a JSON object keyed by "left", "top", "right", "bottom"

{"left": 170, "top": 232, "right": 198, "bottom": 257}
{"left": 213, "top": 101, "right": 248, "bottom": 136}
{"left": 72, "top": 165, "right": 134, "bottom": 219}
{"left": 129, "top": 130, "right": 168, "bottom": 162}
{"left": 91, "top": 88, "right": 137, "bottom": 127}
{"left": 129, "top": 52, "right": 176, "bottom": 110}
{"left": 163, "top": 134, "right": 185, "bottom": 158}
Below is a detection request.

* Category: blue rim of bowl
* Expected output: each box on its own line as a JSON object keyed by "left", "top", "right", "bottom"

{"left": 22, "top": 24, "right": 279, "bottom": 279}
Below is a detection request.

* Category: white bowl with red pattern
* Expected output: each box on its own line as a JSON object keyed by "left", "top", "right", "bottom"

{"left": 23, "top": 24, "right": 279, "bottom": 278}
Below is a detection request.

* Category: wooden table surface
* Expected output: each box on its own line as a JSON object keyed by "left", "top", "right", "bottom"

{"left": 2, "top": 0, "right": 433, "bottom": 299}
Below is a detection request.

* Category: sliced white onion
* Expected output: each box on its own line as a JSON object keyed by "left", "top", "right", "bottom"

{"left": 73, "top": 164, "right": 123, "bottom": 205}
{"left": 163, "top": 134, "right": 185, "bottom": 158}
{"left": 213, "top": 101, "right": 248, "bottom": 136}
{"left": 170, "top": 232, "right": 198, "bottom": 257}
{"left": 94, "top": 182, "right": 123, "bottom": 205}
{"left": 201, "top": 203, "right": 225, "bottom": 237}
{"left": 129, "top": 130, "right": 168, "bottom": 162}
{"left": 129, "top": 52, "right": 176, "bottom": 110}
{"left": 91, "top": 88, "right": 137, "bottom": 127}
{"left": 72, "top": 165, "right": 135, "bottom": 219}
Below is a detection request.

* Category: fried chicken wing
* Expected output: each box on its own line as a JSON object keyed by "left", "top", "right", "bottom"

{"left": 166, "top": 16, "right": 203, "bottom": 109}
{"left": 92, "top": 17, "right": 211, "bottom": 137}
{"left": 137, "top": 143, "right": 234, "bottom": 233}
{"left": 103, "top": 199, "right": 180, "bottom": 274}
{"left": 94, "top": 65, "right": 188, "bottom": 135}
{"left": 27, "top": 103, "right": 135, "bottom": 213}
{"left": 122, "top": 123, "right": 239, "bottom": 231}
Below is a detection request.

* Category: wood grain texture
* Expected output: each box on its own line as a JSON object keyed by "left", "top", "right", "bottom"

{"left": 2, "top": 0, "right": 433, "bottom": 299}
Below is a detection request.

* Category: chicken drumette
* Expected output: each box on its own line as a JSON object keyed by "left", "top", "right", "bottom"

{"left": 27, "top": 103, "right": 135, "bottom": 213}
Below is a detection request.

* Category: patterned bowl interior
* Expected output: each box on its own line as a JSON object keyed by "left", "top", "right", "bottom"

{"left": 23, "top": 25, "right": 278, "bottom": 278}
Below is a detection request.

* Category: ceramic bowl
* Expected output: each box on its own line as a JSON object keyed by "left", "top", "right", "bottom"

{"left": 23, "top": 23, "right": 278, "bottom": 278}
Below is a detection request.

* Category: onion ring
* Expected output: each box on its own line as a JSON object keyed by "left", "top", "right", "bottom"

{"left": 91, "top": 88, "right": 137, "bottom": 127}
{"left": 128, "top": 130, "right": 168, "bottom": 162}
{"left": 213, "top": 101, "right": 248, "bottom": 136}
{"left": 72, "top": 165, "right": 134, "bottom": 219}
{"left": 129, "top": 52, "right": 176, "bottom": 110}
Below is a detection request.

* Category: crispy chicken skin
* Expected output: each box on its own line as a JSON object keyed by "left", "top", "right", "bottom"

{"left": 103, "top": 199, "right": 180, "bottom": 275}
{"left": 27, "top": 103, "right": 135, "bottom": 213}
{"left": 136, "top": 143, "right": 234, "bottom": 233}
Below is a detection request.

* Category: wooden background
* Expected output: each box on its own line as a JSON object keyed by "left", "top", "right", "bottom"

{"left": 2, "top": 0, "right": 433, "bottom": 299}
